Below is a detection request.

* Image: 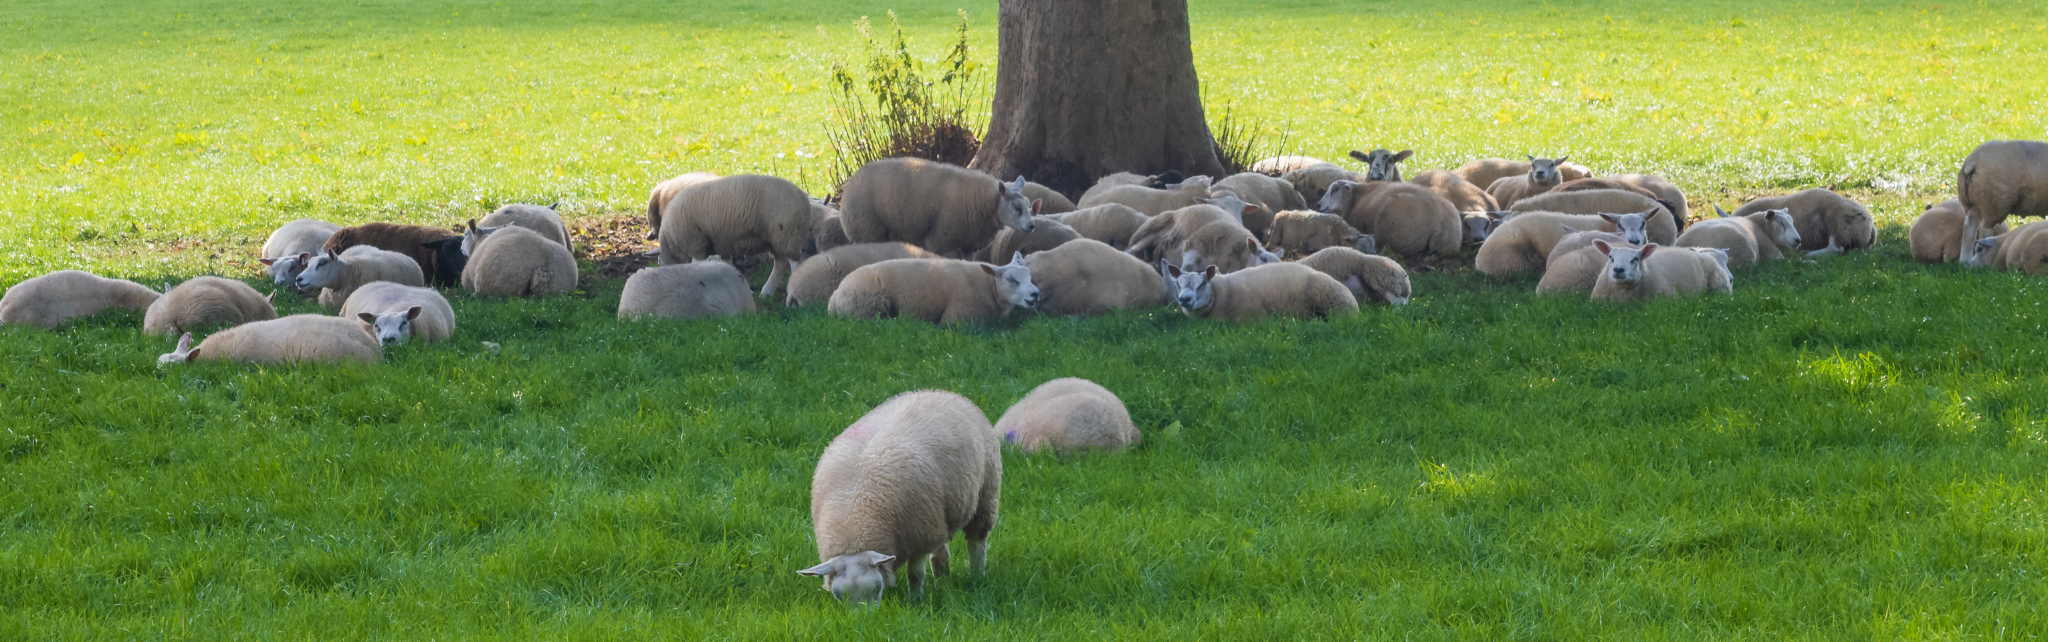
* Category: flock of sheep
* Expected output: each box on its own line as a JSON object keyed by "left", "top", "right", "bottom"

{"left": 2, "top": 137, "right": 2045, "bottom": 606}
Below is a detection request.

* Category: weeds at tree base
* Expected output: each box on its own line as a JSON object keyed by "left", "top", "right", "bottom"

{"left": 823, "top": 11, "right": 989, "bottom": 196}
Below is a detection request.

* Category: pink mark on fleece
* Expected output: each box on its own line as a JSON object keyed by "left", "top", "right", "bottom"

{"left": 837, "top": 420, "right": 879, "bottom": 442}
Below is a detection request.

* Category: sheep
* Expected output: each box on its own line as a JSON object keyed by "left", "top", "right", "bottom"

{"left": 645, "top": 171, "right": 721, "bottom": 240}
{"left": 1213, "top": 172, "right": 1305, "bottom": 238}
{"left": 1124, "top": 197, "right": 1257, "bottom": 266}
{"left": 1317, "top": 180, "right": 1462, "bottom": 257}
{"left": 1733, "top": 188, "right": 1876, "bottom": 256}
{"left": 460, "top": 224, "right": 578, "bottom": 298}
{"left": 839, "top": 158, "right": 1037, "bottom": 258}
{"left": 1673, "top": 205, "right": 1801, "bottom": 267}
{"left": 1533, "top": 228, "right": 1634, "bottom": 296}
{"left": 617, "top": 260, "right": 757, "bottom": 321}
{"left": 1020, "top": 239, "right": 1173, "bottom": 316}
{"left": 1507, "top": 189, "right": 1680, "bottom": 245}
{"left": 787, "top": 243, "right": 941, "bottom": 306}
{"left": 294, "top": 245, "right": 427, "bottom": 309}
{"left": 322, "top": 222, "right": 462, "bottom": 287}
{"left": 1349, "top": 149, "right": 1413, "bottom": 182}
{"left": 1474, "top": 210, "right": 1659, "bottom": 277}
{"left": 1046, "top": 203, "right": 1148, "bottom": 250}
{"left": 0, "top": 270, "right": 161, "bottom": 329}
{"left": 657, "top": 174, "right": 821, "bottom": 298}
{"left": 1076, "top": 176, "right": 1214, "bottom": 216}
{"left": 1409, "top": 169, "right": 1499, "bottom": 215}
{"left": 1957, "top": 140, "right": 2048, "bottom": 263}
{"left": 1251, "top": 156, "right": 1328, "bottom": 176}
{"left": 142, "top": 276, "right": 278, "bottom": 337}
{"left": 1590, "top": 242, "right": 1734, "bottom": 302}
{"left": 1078, "top": 171, "right": 1188, "bottom": 204}
{"left": 1485, "top": 156, "right": 1571, "bottom": 210}
{"left": 1281, "top": 163, "right": 1358, "bottom": 205}
{"left": 981, "top": 216, "right": 1082, "bottom": 262}
{"left": 1556, "top": 174, "right": 1687, "bottom": 224}
{"left": 1167, "top": 262, "right": 1358, "bottom": 322}
{"left": 1266, "top": 210, "right": 1372, "bottom": 258}
{"left": 260, "top": 219, "right": 341, "bottom": 288}
{"left": 157, "top": 314, "right": 380, "bottom": 366}
{"left": 478, "top": 204, "right": 575, "bottom": 254}
{"left": 1296, "top": 247, "right": 1411, "bottom": 305}
{"left": 800, "top": 390, "right": 1001, "bottom": 606}
{"left": 1019, "top": 181, "right": 1077, "bottom": 215}
{"left": 1178, "top": 227, "right": 1264, "bottom": 274}
{"left": 996, "top": 379, "right": 1139, "bottom": 454}
{"left": 1962, "top": 221, "right": 2048, "bottom": 275}
{"left": 340, "top": 281, "right": 456, "bottom": 344}
{"left": 1460, "top": 212, "right": 1505, "bottom": 247}
{"left": 1453, "top": 157, "right": 1594, "bottom": 192}
{"left": 1911, "top": 199, "right": 2008, "bottom": 264}
{"left": 827, "top": 254, "right": 1040, "bottom": 324}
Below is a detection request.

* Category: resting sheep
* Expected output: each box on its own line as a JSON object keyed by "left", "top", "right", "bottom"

{"left": 840, "top": 159, "right": 1036, "bottom": 258}
{"left": 1350, "top": 149, "right": 1413, "bottom": 182}
{"left": 1485, "top": 155, "right": 1570, "bottom": 210}
{"left": 1266, "top": 210, "right": 1372, "bottom": 258}
{"left": 645, "top": 171, "right": 722, "bottom": 239}
{"left": 1957, "top": 140, "right": 2048, "bottom": 264}
{"left": 1281, "top": 163, "right": 1357, "bottom": 205}
{"left": 1733, "top": 188, "right": 1876, "bottom": 255}
{"left": 1474, "top": 210, "right": 1658, "bottom": 277}
{"left": 1250, "top": 156, "right": 1328, "bottom": 176}
{"left": 1076, "top": 171, "right": 1185, "bottom": 204}
{"left": 1047, "top": 203, "right": 1148, "bottom": 250}
{"left": 1213, "top": 172, "right": 1306, "bottom": 237}
{"left": 1674, "top": 206, "right": 1801, "bottom": 267}
{"left": 322, "top": 222, "right": 462, "bottom": 287}
{"left": 143, "top": 276, "right": 278, "bottom": 337}
{"left": 1558, "top": 174, "right": 1687, "bottom": 225}
{"left": 617, "top": 260, "right": 757, "bottom": 321}
{"left": 1410, "top": 169, "right": 1499, "bottom": 215}
{"left": 260, "top": 219, "right": 341, "bottom": 288}
{"left": 294, "top": 245, "right": 427, "bottom": 309}
{"left": 157, "top": 314, "right": 380, "bottom": 365}
{"left": 827, "top": 254, "right": 1040, "bottom": 324}
{"left": 1453, "top": 158, "right": 1594, "bottom": 193}
{"left": 1019, "top": 181, "right": 1077, "bottom": 215}
{"left": 461, "top": 224, "right": 578, "bottom": 298}
{"left": 659, "top": 174, "right": 821, "bottom": 298}
{"left": 1507, "top": 189, "right": 1679, "bottom": 245}
{"left": 1020, "top": 239, "right": 1173, "bottom": 316}
{"left": 340, "top": 281, "right": 456, "bottom": 344}
{"left": 478, "top": 204, "right": 575, "bottom": 254}
{"left": 1533, "top": 228, "right": 1633, "bottom": 296}
{"left": 787, "top": 242, "right": 941, "bottom": 306}
{"left": 1318, "top": 180, "right": 1462, "bottom": 257}
{"left": 1963, "top": 221, "right": 2048, "bottom": 275}
{"left": 981, "top": 216, "right": 1082, "bottom": 261}
{"left": 811, "top": 205, "right": 852, "bottom": 256}
{"left": 1590, "top": 242, "right": 1734, "bottom": 302}
{"left": 1296, "top": 247, "right": 1411, "bottom": 305}
{"left": 1911, "top": 199, "right": 2008, "bottom": 264}
{"left": 996, "top": 379, "right": 1140, "bottom": 454}
{"left": 0, "top": 270, "right": 161, "bottom": 329}
{"left": 1125, "top": 198, "right": 1258, "bottom": 268}
{"left": 1077, "top": 176, "right": 1214, "bottom": 216}
{"left": 1167, "top": 262, "right": 1358, "bottom": 322}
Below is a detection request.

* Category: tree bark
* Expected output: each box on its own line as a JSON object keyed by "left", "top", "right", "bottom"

{"left": 968, "top": 0, "right": 1224, "bottom": 198}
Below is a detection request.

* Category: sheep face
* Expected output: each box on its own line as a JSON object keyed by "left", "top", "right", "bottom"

{"left": 1598, "top": 209, "right": 1655, "bottom": 246}
{"left": 1762, "top": 209, "right": 1802, "bottom": 249}
{"left": 461, "top": 220, "right": 509, "bottom": 256}
{"left": 1167, "top": 264, "right": 1218, "bottom": 311}
{"left": 1462, "top": 214, "right": 1502, "bottom": 245}
{"left": 357, "top": 306, "right": 422, "bottom": 345}
{"left": 1252, "top": 240, "right": 1284, "bottom": 267}
{"left": 1318, "top": 180, "right": 1357, "bottom": 214}
{"left": 1965, "top": 237, "right": 2000, "bottom": 267}
{"left": 983, "top": 252, "right": 1040, "bottom": 309}
{"left": 259, "top": 255, "right": 308, "bottom": 290}
{"left": 294, "top": 250, "right": 345, "bottom": 290}
{"left": 158, "top": 332, "right": 197, "bottom": 365}
{"left": 1351, "top": 149, "right": 1413, "bottom": 182}
{"left": 798, "top": 551, "right": 895, "bottom": 607}
{"left": 1597, "top": 241, "right": 1656, "bottom": 285}
{"left": 1528, "top": 156, "right": 1568, "bottom": 184}
{"left": 995, "top": 177, "right": 1036, "bottom": 233}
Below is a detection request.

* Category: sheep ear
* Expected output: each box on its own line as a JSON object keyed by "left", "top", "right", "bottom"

{"left": 1526, "top": 154, "right": 1536, "bottom": 161}
{"left": 861, "top": 551, "right": 895, "bottom": 566}
{"left": 357, "top": 312, "right": 378, "bottom": 324}
{"left": 258, "top": 257, "right": 277, "bottom": 266}
{"left": 1560, "top": 225, "right": 1581, "bottom": 234}
{"left": 1557, "top": 155, "right": 1569, "bottom": 163}
{"left": 1202, "top": 265, "right": 1219, "bottom": 280}
{"left": 1240, "top": 204, "right": 1260, "bottom": 217}
{"left": 1639, "top": 244, "right": 1659, "bottom": 259}
{"left": 406, "top": 306, "right": 423, "bottom": 320}
{"left": 467, "top": 218, "right": 479, "bottom": 232}
{"left": 796, "top": 560, "right": 837, "bottom": 578}
{"left": 264, "top": 291, "right": 275, "bottom": 303}
{"left": 1594, "top": 240, "right": 1613, "bottom": 255}
{"left": 1713, "top": 204, "right": 1731, "bottom": 218}
{"left": 1245, "top": 238, "right": 1259, "bottom": 252}
{"left": 980, "top": 263, "right": 998, "bottom": 276}
{"left": 1348, "top": 150, "right": 1371, "bottom": 163}
{"left": 176, "top": 333, "right": 192, "bottom": 352}
{"left": 1166, "top": 262, "right": 1183, "bottom": 278}
{"left": 1009, "top": 251, "right": 1025, "bottom": 267}
{"left": 1393, "top": 149, "right": 1413, "bottom": 162}
{"left": 297, "top": 252, "right": 312, "bottom": 262}
{"left": 1030, "top": 199, "right": 1043, "bottom": 215}
{"left": 1599, "top": 213, "right": 1617, "bottom": 224}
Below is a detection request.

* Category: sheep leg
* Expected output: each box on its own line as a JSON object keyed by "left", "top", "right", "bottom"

{"left": 966, "top": 537, "right": 989, "bottom": 577}
{"left": 903, "top": 552, "right": 930, "bottom": 599}
{"left": 931, "top": 542, "right": 951, "bottom": 577}
{"left": 759, "top": 255, "right": 790, "bottom": 299}
{"left": 1960, "top": 209, "right": 1983, "bottom": 264}
{"left": 1805, "top": 238, "right": 1843, "bottom": 258}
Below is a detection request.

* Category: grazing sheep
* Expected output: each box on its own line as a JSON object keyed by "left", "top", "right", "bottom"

{"left": 142, "top": 276, "right": 278, "bottom": 337}
{"left": 788, "top": 243, "right": 942, "bottom": 306}
{"left": 828, "top": 254, "right": 1040, "bottom": 324}
{"left": 617, "top": 260, "right": 757, "bottom": 321}
{"left": 1733, "top": 188, "right": 1876, "bottom": 255}
{"left": 1453, "top": 158, "right": 1595, "bottom": 193}
{"left": 157, "top": 315, "right": 380, "bottom": 365}
{"left": 1281, "top": 163, "right": 1358, "bottom": 205}
{"left": 1590, "top": 242, "right": 1734, "bottom": 302}
{"left": 1251, "top": 156, "right": 1328, "bottom": 176}
{"left": 1534, "top": 228, "right": 1634, "bottom": 295}
{"left": 1019, "top": 181, "right": 1076, "bottom": 215}
{"left": 1213, "top": 172, "right": 1305, "bottom": 238}
{"left": 0, "top": 270, "right": 161, "bottom": 329}
{"left": 1266, "top": 210, "right": 1371, "bottom": 258}
{"left": 840, "top": 159, "right": 1036, "bottom": 258}
{"left": 322, "top": 222, "right": 462, "bottom": 287}
{"left": 801, "top": 390, "right": 1001, "bottom": 606}
{"left": 340, "top": 281, "right": 456, "bottom": 344}
{"left": 260, "top": 219, "right": 341, "bottom": 287}
{"left": 1167, "top": 262, "right": 1359, "bottom": 322}
{"left": 1674, "top": 206, "right": 1801, "bottom": 267}
{"left": 982, "top": 216, "right": 1083, "bottom": 261}
{"left": 1318, "top": 180, "right": 1462, "bottom": 257}
{"left": 1020, "top": 239, "right": 1173, "bottom": 316}
{"left": 1957, "top": 140, "right": 2048, "bottom": 263}
{"left": 1474, "top": 210, "right": 1658, "bottom": 277}
{"left": 1485, "top": 156, "right": 1570, "bottom": 210}
{"left": 294, "top": 245, "right": 427, "bottom": 309}
{"left": 1507, "top": 189, "right": 1680, "bottom": 245}
{"left": 1963, "top": 221, "right": 2048, "bottom": 275}
{"left": 1410, "top": 169, "right": 1499, "bottom": 214}
{"left": 1125, "top": 198, "right": 1256, "bottom": 266}
{"left": 1911, "top": 199, "right": 2008, "bottom": 264}
{"left": 1349, "top": 149, "right": 1413, "bottom": 182}
{"left": 1077, "top": 176, "right": 1215, "bottom": 216}
{"left": 1296, "top": 247, "right": 1411, "bottom": 305}
{"left": 996, "top": 379, "right": 1139, "bottom": 454}
{"left": 645, "top": 172, "right": 722, "bottom": 239}
{"left": 1076, "top": 171, "right": 1185, "bottom": 203}
{"left": 478, "top": 204, "right": 575, "bottom": 254}
{"left": 1047, "top": 203, "right": 1148, "bottom": 250}
{"left": 659, "top": 174, "right": 822, "bottom": 298}
{"left": 461, "top": 224, "right": 578, "bottom": 298}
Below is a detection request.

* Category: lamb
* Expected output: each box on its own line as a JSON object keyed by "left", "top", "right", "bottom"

{"left": 827, "top": 254, "right": 1040, "bottom": 324}
{"left": 1296, "top": 247, "right": 1411, "bottom": 305}
{"left": 1280, "top": 162, "right": 1358, "bottom": 205}
{"left": 811, "top": 205, "right": 852, "bottom": 256}
{"left": 0, "top": 270, "right": 161, "bottom": 329}
{"left": 1020, "top": 239, "right": 1173, "bottom": 316}
{"left": 1076, "top": 170, "right": 1185, "bottom": 204}
{"left": 293, "top": 245, "right": 427, "bottom": 309}
{"left": 1590, "top": 242, "right": 1734, "bottom": 302}
{"left": 1266, "top": 210, "right": 1372, "bottom": 257}
{"left": 142, "top": 276, "right": 278, "bottom": 337}
{"left": 460, "top": 224, "right": 578, "bottom": 298}
{"left": 1453, "top": 157, "right": 1594, "bottom": 193}
{"left": 1076, "top": 176, "right": 1214, "bottom": 216}
{"left": 1673, "top": 206, "right": 1801, "bottom": 267}
{"left": 1957, "top": 140, "right": 2048, "bottom": 263}
{"left": 477, "top": 204, "right": 575, "bottom": 254}
{"left": 259, "top": 219, "right": 341, "bottom": 288}
{"left": 1019, "top": 181, "right": 1077, "bottom": 215}
{"left": 1485, "top": 156, "right": 1570, "bottom": 210}
{"left": 1506, "top": 189, "right": 1680, "bottom": 245}
{"left": 1124, "top": 197, "right": 1258, "bottom": 266}
{"left": 1733, "top": 188, "right": 1876, "bottom": 255}
{"left": 1474, "top": 210, "right": 1658, "bottom": 277}
{"left": 1167, "top": 262, "right": 1358, "bottom": 322}
{"left": 340, "top": 281, "right": 456, "bottom": 344}
{"left": 1251, "top": 156, "right": 1328, "bottom": 176}
{"left": 981, "top": 216, "right": 1082, "bottom": 261}
{"left": 1213, "top": 172, "right": 1306, "bottom": 237}
{"left": 1533, "top": 228, "right": 1633, "bottom": 296}
{"left": 157, "top": 314, "right": 380, "bottom": 365}
{"left": 1910, "top": 199, "right": 2008, "bottom": 264}
{"left": 321, "top": 222, "right": 463, "bottom": 287}
{"left": 659, "top": 174, "right": 821, "bottom": 298}
{"left": 1317, "top": 180, "right": 1462, "bottom": 257}
{"left": 787, "top": 243, "right": 942, "bottom": 306}
{"left": 1409, "top": 169, "right": 1499, "bottom": 214}
{"left": 839, "top": 158, "right": 1037, "bottom": 258}
{"left": 645, "top": 171, "right": 721, "bottom": 239}
{"left": 800, "top": 390, "right": 1001, "bottom": 606}
{"left": 1962, "top": 221, "right": 2048, "bottom": 275}
{"left": 617, "top": 260, "right": 757, "bottom": 321}
{"left": 1046, "top": 203, "right": 1148, "bottom": 250}
{"left": 996, "top": 379, "right": 1139, "bottom": 454}
{"left": 1349, "top": 149, "right": 1413, "bottom": 182}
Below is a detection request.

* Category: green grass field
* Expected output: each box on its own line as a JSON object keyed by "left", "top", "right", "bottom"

{"left": 5, "top": 0, "right": 2048, "bottom": 638}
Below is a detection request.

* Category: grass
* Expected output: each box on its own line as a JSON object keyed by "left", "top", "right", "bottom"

{"left": 3, "top": 0, "right": 2048, "bottom": 638}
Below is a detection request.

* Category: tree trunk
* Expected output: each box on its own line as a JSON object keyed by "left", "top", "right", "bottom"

{"left": 968, "top": 0, "right": 1224, "bottom": 198}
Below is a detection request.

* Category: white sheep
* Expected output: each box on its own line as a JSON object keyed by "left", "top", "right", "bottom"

{"left": 1453, "top": 158, "right": 1594, "bottom": 193}
{"left": 981, "top": 216, "right": 1082, "bottom": 261}
{"left": 801, "top": 389, "right": 1001, "bottom": 606}
{"left": 1318, "top": 180, "right": 1463, "bottom": 257}
{"left": 143, "top": 276, "right": 278, "bottom": 337}
{"left": 1733, "top": 188, "right": 1875, "bottom": 256}
{"left": 996, "top": 379, "right": 1139, "bottom": 454}
{"left": 617, "top": 260, "right": 756, "bottom": 321}
{"left": 1957, "top": 140, "right": 2048, "bottom": 263}
{"left": 1590, "top": 242, "right": 1734, "bottom": 302}
{"left": 1213, "top": 172, "right": 1306, "bottom": 237}
{"left": 1296, "top": 246, "right": 1411, "bottom": 305}
{"left": 1349, "top": 149, "right": 1414, "bottom": 182}
{"left": 1963, "top": 221, "right": 2048, "bottom": 275}
{"left": 292, "top": 245, "right": 426, "bottom": 309}
{"left": 1077, "top": 171, "right": 1187, "bottom": 204}
{"left": 811, "top": 207, "right": 852, "bottom": 256}
{"left": 839, "top": 158, "right": 1036, "bottom": 258}
{"left": 1485, "top": 155, "right": 1570, "bottom": 210}
{"left": 1280, "top": 163, "right": 1358, "bottom": 205}
{"left": 1020, "top": 239, "right": 1173, "bottom": 316}
{"left": 1046, "top": 203, "right": 1149, "bottom": 250}
{"left": 158, "top": 314, "right": 380, "bottom": 365}
{"left": 827, "top": 254, "right": 1040, "bottom": 324}
{"left": 787, "top": 242, "right": 942, "bottom": 306}
{"left": 461, "top": 224, "right": 578, "bottom": 298}
{"left": 1167, "top": 262, "right": 1358, "bottom": 322}
{"left": 1475, "top": 210, "right": 1657, "bottom": 277}
{"left": 0, "top": 270, "right": 161, "bottom": 329}
{"left": 658, "top": 174, "right": 820, "bottom": 298}
{"left": 340, "top": 281, "right": 456, "bottom": 344}
{"left": 1674, "top": 206, "right": 1801, "bottom": 267}
{"left": 1410, "top": 169, "right": 1499, "bottom": 215}
{"left": 1911, "top": 199, "right": 2008, "bottom": 264}
{"left": 1124, "top": 198, "right": 1252, "bottom": 263}
{"left": 259, "top": 219, "right": 341, "bottom": 288}
{"left": 1266, "top": 210, "right": 1372, "bottom": 258}
{"left": 645, "top": 171, "right": 721, "bottom": 240}
{"left": 1507, "top": 189, "right": 1680, "bottom": 245}
{"left": 1019, "top": 181, "right": 1076, "bottom": 214}
{"left": 476, "top": 204, "right": 575, "bottom": 254}
{"left": 1076, "top": 176, "right": 1214, "bottom": 216}
{"left": 1250, "top": 156, "right": 1328, "bottom": 176}
{"left": 1533, "top": 227, "right": 1633, "bottom": 296}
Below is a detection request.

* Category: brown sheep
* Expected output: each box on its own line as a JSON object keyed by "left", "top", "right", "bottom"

{"left": 322, "top": 223, "right": 463, "bottom": 287}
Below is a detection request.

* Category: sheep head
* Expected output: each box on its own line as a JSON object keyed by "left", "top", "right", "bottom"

{"left": 1318, "top": 180, "right": 1357, "bottom": 214}
{"left": 158, "top": 333, "right": 197, "bottom": 365}
{"left": 357, "top": 306, "right": 422, "bottom": 345}
{"left": 1167, "top": 264, "right": 1218, "bottom": 312}
{"left": 995, "top": 177, "right": 1036, "bottom": 233}
{"left": 1350, "top": 149, "right": 1413, "bottom": 182}
{"left": 981, "top": 251, "right": 1040, "bottom": 311}
{"left": 1528, "top": 156, "right": 1567, "bottom": 186}
{"left": 798, "top": 551, "right": 896, "bottom": 607}
{"left": 1761, "top": 208, "right": 1802, "bottom": 250}
{"left": 1597, "top": 240, "right": 1656, "bottom": 285}
{"left": 1597, "top": 209, "right": 1656, "bottom": 246}
{"left": 294, "top": 249, "right": 345, "bottom": 290}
